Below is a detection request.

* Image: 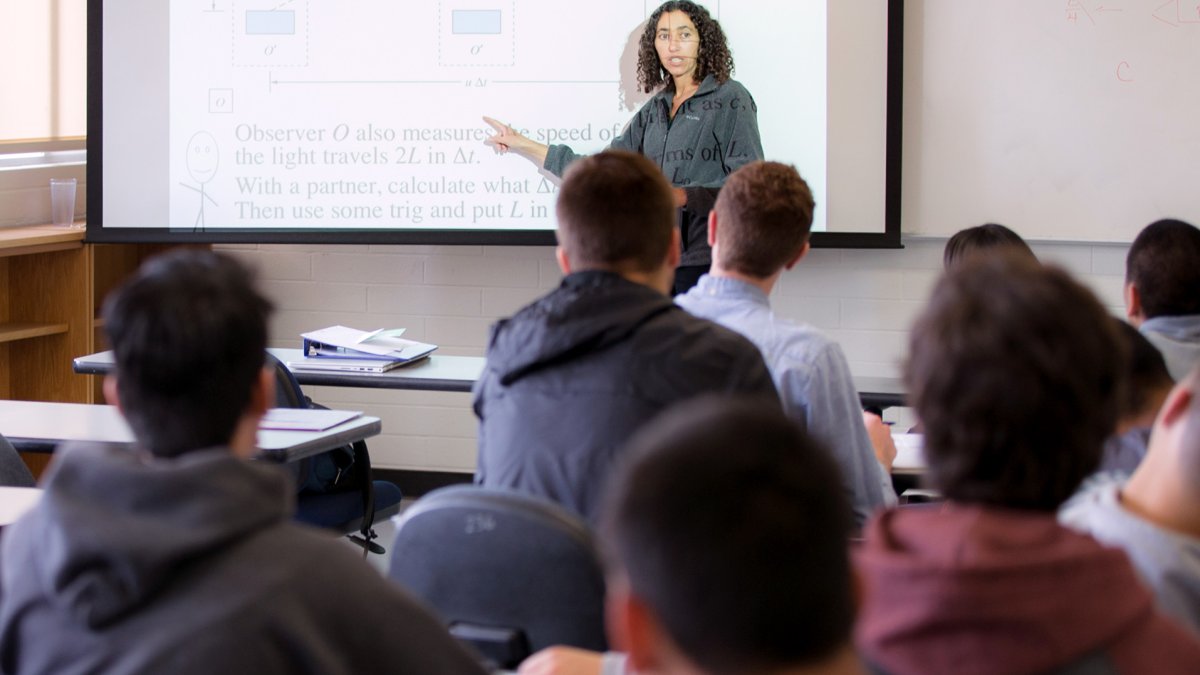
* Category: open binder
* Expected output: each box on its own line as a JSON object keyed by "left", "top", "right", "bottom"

{"left": 290, "top": 326, "right": 437, "bottom": 372}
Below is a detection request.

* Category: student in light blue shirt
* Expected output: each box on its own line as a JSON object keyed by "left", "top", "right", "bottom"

{"left": 675, "top": 161, "right": 896, "bottom": 526}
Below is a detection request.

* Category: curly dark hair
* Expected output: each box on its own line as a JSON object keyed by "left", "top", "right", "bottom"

{"left": 637, "top": 1, "right": 734, "bottom": 93}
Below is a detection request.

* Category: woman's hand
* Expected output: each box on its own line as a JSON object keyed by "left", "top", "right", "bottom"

{"left": 672, "top": 187, "right": 687, "bottom": 207}
{"left": 483, "top": 116, "right": 549, "bottom": 166}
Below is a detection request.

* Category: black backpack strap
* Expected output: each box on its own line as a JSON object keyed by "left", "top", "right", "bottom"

{"left": 346, "top": 440, "right": 384, "bottom": 555}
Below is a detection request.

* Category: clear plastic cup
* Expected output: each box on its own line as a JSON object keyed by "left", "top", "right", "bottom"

{"left": 50, "top": 178, "right": 77, "bottom": 228}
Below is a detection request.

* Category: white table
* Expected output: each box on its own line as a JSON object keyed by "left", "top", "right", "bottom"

{"left": 74, "top": 349, "right": 484, "bottom": 393}
{"left": 0, "top": 487, "right": 41, "bottom": 526}
{"left": 0, "top": 400, "right": 380, "bottom": 462}
{"left": 891, "top": 432, "right": 926, "bottom": 476}
{"left": 73, "top": 348, "right": 908, "bottom": 406}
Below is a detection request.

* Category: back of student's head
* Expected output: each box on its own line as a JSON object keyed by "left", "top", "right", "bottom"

{"left": 1113, "top": 318, "right": 1174, "bottom": 421}
{"left": 1125, "top": 218, "right": 1200, "bottom": 318}
{"left": 602, "top": 397, "right": 854, "bottom": 674}
{"left": 102, "top": 250, "right": 273, "bottom": 458}
{"left": 943, "top": 223, "right": 1037, "bottom": 269}
{"left": 555, "top": 150, "right": 675, "bottom": 274}
{"left": 713, "top": 161, "right": 815, "bottom": 277}
{"left": 906, "top": 253, "right": 1125, "bottom": 511}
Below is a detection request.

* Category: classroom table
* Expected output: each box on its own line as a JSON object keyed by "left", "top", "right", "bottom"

{"left": 0, "top": 487, "right": 41, "bottom": 526}
{"left": 0, "top": 400, "right": 380, "bottom": 463}
{"left": 890, "top": 432, "right": 926, "bottom": 476}
{"left": 73, "top": 349, "right": 909, "bottom": 408}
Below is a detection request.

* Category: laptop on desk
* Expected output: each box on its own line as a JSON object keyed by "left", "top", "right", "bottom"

{"left": 285, "top": 356, "right": 426, "bottom": 374}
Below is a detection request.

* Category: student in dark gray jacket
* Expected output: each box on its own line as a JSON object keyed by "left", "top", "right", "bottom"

{"left": 0, "top": 251, "right": 487, "bottom": 675}
{"left": 473, "top": 150, "right": 780, "bottom": 526}
{"left": 484, "top": 1, "right": 763, "bottom": 294}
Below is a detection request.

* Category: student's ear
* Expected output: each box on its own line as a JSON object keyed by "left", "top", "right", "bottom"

{"left": 555, "top": 245, "right": 572, "bottom": 275}
{"left": 607, "top": 585, "right": 665, "bottom": 674}
{"left": 102, "top": 375, "right": 122, "bottom": 412}
{"left": 249, "top": 366, "right": 275, "bottom": 418}
{"left": 851, "top": 565, "right": 865, "bottom": 614}
{"left": 1158, "top": 376, "right": 1196, "bottom": 429}
{"left": 783, "top": 241, "right": 811, "bottom": 271}
{"left": 1124, "top": 281, "right": 1144, "bottom": 325}
{"left": 707, "top": 209, "right": 719, "bottom": 248}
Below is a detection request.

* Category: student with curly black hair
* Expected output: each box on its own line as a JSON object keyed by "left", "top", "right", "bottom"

{"left": 484, "top": 1, "right": 763, "bottom": 294}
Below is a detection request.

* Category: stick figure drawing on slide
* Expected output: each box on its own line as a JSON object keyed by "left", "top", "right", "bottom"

{"left": 182, "top": 131, "right": 219, "bottom": 232}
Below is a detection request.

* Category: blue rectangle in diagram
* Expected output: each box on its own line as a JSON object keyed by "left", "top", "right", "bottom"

{"left": 245, "top": 10, "right": 296, "bottom": 35}
{"left": 452, "top": 9, "right": 502, "bottom": 35}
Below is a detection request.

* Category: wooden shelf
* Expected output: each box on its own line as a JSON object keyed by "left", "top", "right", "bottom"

{"left": 0, "top": 322, "right": 70, "bottom": 344}
{"left": 0, "top": 224, "right": 84, "bottom": 258}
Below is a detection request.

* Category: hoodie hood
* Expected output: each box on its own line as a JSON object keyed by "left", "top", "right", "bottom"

{"left": 1, "top": 443, "right": 292, "bottom": 629}
{"left": 1140, "top": 315, "right": 1200, "bottom": 381}
{"left": 486, "top": 271, "right": 676, "bottom": 386}
{"left": 855, "top": 505, "right": 1159, "bottom": 675}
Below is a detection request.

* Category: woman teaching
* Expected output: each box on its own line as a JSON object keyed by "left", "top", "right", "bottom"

{"left": 484, "top": 1, "right": 763, "bottom": 294}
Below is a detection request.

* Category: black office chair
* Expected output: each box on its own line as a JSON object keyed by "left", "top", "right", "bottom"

{"left": 0, "top": 434, "right": 36, "bottom": 488}
{"left": 388, "top": 486, "right": 608, "bottom": 670}
{"left": 266, "top": 353, "right": 402, "bottom": 554}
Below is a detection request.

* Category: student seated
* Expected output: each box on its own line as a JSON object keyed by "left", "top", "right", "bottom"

{"left": 473, "top": 150, "right": 779, "bottom": 525}
{"left": 1061, "top": 363, "right": 1200, "bottom": 636}
{"left": 674, "top": 161, "right": 896, "bottom": 527}
{"left": 855, "top": 254, "right": 1200, "bottom": 674}
{"left": 1095, "top": 319, "right": 1175, "bottom": 475}
{"left": 0, "top": 251, "right": 486, "bottom": 675}
{"left": 1124, "top": 218, "right": 1200, "bottom": 380}
{"left": 520, "top": 397, "right": 861, "bottom": 675}
{"left": 942, "top": 222, "right": 1037, "bottom": 269}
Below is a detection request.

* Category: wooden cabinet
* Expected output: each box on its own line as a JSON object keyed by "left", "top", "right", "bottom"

{"left": 0, "top": 226, "right": 93, "bottom": 404}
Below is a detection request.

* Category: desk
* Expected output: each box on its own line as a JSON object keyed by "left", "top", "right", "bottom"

{"left": 74, "top": 349, "right": 483, "bottom": 394}
{"left": 74, "top": 349, "right": 908, "bottom": 407}
{"left": 891, "top": 433, "right": 926, "bottom": 476}
{"left": 0, "top": 487, "right": 40, "bottom": 526}
{"left": 0, "top": 400, "right": 380, "bottom": 462}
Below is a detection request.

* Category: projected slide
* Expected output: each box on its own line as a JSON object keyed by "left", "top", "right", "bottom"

{"left": 162, "top": 0, "right": 827, "bottom": 232}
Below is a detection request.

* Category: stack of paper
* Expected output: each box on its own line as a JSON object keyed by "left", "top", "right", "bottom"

{"left": 288, "top": 326, "right": 437, "bottom": 373}
{"left": 260, "top": 408, "right": 363, "bottom": 431}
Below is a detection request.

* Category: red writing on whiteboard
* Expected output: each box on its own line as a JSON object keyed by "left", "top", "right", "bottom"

{"left": 1153, "top": 0, "right": 1200, "bottom": 26}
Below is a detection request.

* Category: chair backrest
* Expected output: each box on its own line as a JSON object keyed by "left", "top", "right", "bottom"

{"left": 0, "top": 434, "right": 35, "bottom": 488}
{"left": 266, "top": 352, "right": 307, "bottom": 409}
{"left": 388, "top": 486, "right": 608, "bottom": 669}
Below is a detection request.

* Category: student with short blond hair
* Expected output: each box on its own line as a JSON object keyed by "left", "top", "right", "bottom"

{"left": 676, "top": 161, "right": 896, "bottom": 527}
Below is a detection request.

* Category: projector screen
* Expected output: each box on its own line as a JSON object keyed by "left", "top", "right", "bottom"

{"left": 88, "top": 0, "right": 901, "bottom": 247}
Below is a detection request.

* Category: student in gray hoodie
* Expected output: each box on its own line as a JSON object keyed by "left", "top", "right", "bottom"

{"left": 1124, "top": 218, "right": 1200, "bottom": 380}
{"left": 484, "top": 1, "right": 763, "bottom": 294}
{"left": 0, "top": 251, "right": 487, "bottom": 675}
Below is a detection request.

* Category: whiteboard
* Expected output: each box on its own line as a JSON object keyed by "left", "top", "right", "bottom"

{"left": 903, "top": 0, "right": 1200, "bottom": 242}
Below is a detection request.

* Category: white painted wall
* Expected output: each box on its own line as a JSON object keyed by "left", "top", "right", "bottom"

{"left": 216, "top": 237, "right": 1132, "bottom": 473}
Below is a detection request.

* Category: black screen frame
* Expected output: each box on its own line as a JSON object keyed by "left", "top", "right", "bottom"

{"left": 87, "top": 0, "right": 902, "bottom": 249}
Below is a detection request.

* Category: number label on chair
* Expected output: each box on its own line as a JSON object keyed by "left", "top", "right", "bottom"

{"left": 465, "top": 513, "right": 497, "bottom": 535}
